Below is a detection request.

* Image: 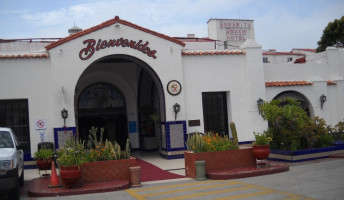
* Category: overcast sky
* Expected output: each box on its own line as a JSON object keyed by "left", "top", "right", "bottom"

{"left": 0, "top": 0, "right": 343, "bottom": 51}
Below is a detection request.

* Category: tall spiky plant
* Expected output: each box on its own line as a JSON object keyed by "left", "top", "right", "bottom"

{"left": 125, "top": 138, "right": 130, "bottom": 159}
{"left": 230, "top": 122, "right": 239, "bottom": 148}
{"left": 87, "top": 126, "right": 104, "bottom": 148}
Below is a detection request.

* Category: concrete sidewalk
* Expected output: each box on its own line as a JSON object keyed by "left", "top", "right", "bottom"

{"left": 12, "top": 156, "right": 343, "bottom": 199}
{"left": 16, "top": 157, "right": 342, "bottom": 200}
{"left": 5, "top": 153, "right": 344, "bottom": 200}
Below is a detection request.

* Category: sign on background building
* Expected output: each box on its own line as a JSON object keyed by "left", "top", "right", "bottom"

{"left": 208, "top": 19, "right": 255, "bottom": 48}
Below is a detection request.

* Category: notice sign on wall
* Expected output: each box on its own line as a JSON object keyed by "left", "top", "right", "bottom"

{"left": 34, "top": 119, "right": 47, "bottom": 130}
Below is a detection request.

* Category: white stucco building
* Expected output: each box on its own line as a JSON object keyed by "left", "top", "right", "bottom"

{"left": 1, "top": 16, "right": 343, "bottom": 162}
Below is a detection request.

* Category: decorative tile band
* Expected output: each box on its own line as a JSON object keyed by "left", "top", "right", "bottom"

{"left": 269, "top": 146, "right": 344, "bottom": 162}
{"left": 53, "top": 127, "right": 77, "bottom": 149}
{"left": 160, "top": 150, "right": 186, "bottom": 156}
{"left": 161, "top": 121, "right": 187, "bottom": 153}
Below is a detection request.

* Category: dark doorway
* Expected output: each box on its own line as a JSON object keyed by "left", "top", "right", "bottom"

{"left": 0, "top": 99, "right": 30, "bottom": 153}
{"left": 202, "top": 92, "right": 229, "bottom": 136}
{"left": 77, "top": 83, "right": 128, "bottom": 147}
{"left": 274, "top": 91, "right": 311, "bottom": 116}
{"left": 138, "top": 69, "right": 161, "bottom": 150}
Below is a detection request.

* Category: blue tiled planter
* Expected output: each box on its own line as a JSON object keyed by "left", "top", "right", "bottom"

{"left": 269, "top": 145, "right": 344, "bottom": 162}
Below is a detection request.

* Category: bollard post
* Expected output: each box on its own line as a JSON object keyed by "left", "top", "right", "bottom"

{"left": 195, "top": 160, "right": 207, "bottom": 181}
{"left": 129, "top": 166, "right": 142, "bottom": 187}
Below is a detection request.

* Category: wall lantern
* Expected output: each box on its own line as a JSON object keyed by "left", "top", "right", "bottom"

{"left": 61, "top": 108, "right": 68, "bottom": 127}
{"left": 173, "top": 103, "right": 181, "bottom": 121}
{"left": 320, "top": 94, "right": 327, "bottom": 110}
{"left": 257, "top": 98, "right": 264, "bottom": 114}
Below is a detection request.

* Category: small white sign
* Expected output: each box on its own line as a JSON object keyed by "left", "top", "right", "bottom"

{"left": 35, "top": 119, "right": 47, "bottom": 130}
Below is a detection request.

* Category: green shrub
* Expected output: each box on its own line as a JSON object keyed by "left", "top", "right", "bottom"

{"left": 258, "top": 98, "right": 340, "bottom": 150}
{"left": 34, "top": 148, "right": 54, "bottom": 161}
{"left": 259, "top": 98, "right": 311, "bottom": 150}
{"left": 252, "top": 131, "right": 272, "bottom": 146}
{"left": 317, "top": 134, "right": 334, "bottom": 148}
{"left": 57, "top": 137, "right": 85, "bottom": 167}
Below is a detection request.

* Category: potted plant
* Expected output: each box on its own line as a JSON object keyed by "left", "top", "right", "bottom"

{"left": 57, "top": 137, "right": 85, "bottom": 188}
{"left": 34, "top": 147, "right": 54, "bottom": 170}
{"left": 252, "top": 132, "right": 272, "bottom": 160}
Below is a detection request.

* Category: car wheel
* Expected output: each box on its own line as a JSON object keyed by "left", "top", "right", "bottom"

{"left": 9, "top": 169, "right": 20, "bottom": 200}
{"left": 19, "top": 168, "right": 24, "bottom": 187}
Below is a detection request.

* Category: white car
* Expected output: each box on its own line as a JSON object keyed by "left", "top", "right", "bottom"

{"left": 0, "top": 127, "right": 24, "bottom": 200}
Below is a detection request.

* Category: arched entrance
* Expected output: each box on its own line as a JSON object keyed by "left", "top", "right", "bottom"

{"left": 74, "top": 55, "right": 165, "bottom": 150}
{"left": 273, "top": 91, "right": 313, "bottom": 116}
{"left": 77, "top": 83, "right": 128, "bottom": 147}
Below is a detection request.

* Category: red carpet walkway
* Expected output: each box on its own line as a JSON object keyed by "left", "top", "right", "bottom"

{"left": 136, "top": 158, "right": 185, "bottom": 182}
{"left": 27, "top": 159, "right": 186, "bottom": 197}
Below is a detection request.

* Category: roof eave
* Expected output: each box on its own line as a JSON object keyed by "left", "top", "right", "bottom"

{"left": 46, "top": 16, "right": 185, "bottom": 50}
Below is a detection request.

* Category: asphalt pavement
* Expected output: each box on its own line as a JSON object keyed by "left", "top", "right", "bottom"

{"left": 11, "top": 157, "right": 344, "bottom": 200}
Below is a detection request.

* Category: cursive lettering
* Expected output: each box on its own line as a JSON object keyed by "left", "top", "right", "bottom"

{"left": 79, "top": 38, "right": 158, "bottom": 60}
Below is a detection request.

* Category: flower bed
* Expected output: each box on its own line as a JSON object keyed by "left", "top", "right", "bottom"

{"left": 184, "top": 148, "right": 256, "bottom": 178}
{"left": 269, "top": 144, "right": 344, "bottom": 162}
{"left": 80, "top": 157, "right": 136, "bottom": 184}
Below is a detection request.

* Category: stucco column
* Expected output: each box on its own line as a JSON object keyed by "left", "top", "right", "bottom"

{"left": 240, "top": 39, "right": 267, "bottom": 137}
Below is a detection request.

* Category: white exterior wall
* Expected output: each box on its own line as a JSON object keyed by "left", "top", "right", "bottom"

{"left": 182, "top": 54, "right": 252, "bottom": 140}
{"left": 47, "top": 23, "right": 185, "bottom": 149}
{"left": 1, "top": 17, "right": 344, "bottom": 156}
{"left": 0, "top": 59, "right": 53, "bottom": 153}
{"left": 263, "top": 54, "right": 304, "bottom": 64}
{"left": 0, "top": 42, "right": 47, "bottom": 52}
{"left": 292, "top": 49, "right": 316, "bottom": 56}
{"left": 182, "top": 40, "right": 267, "bottom": 141}
{"left": 183, "top": 42, "right": 216, "bottom": 50}
{"left": 264, "top": 47, "right": 344, "bottom": 126}
{"left": 240, "top": 40, "right": 268, "bottom": 139}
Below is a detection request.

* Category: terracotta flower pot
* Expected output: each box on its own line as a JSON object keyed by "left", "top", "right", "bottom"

{"left": 60, "top": 166, "right": 81, "bottom": 188}
{"left": 252, "top": 145, "right": 270, "bottom": 160}
{"left": 36, "top": 159, "right": 53, "bottom": 170}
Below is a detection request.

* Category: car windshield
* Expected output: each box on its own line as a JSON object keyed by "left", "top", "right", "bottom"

{"left": 0, "top": 131, "right": 14, "bottom": 148}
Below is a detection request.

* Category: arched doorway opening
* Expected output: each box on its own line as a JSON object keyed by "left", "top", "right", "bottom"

{"left": 74, "top": 55, "right": 165, "bottom": 150}
{"left": 273, "top": 91, "right": 313, "bottom": 117}
{"left": 77, "top": 83, "right": 128, "bottom": 147}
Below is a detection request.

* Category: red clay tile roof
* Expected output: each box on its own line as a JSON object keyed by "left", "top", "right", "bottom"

{"left": 46, "top": 16, "right": 185, "bottom": 50}
{"left": 292, "top": 48, "right": 316, "bottom": 52}
{"left": 327, "top": 81, "right": 337, "bottom": 85}
{"left": 262, "top": 52, "right": 305, "bottom": 56}
{"left": 0, "top": 54, "right": 49, "bottom": 59}
{"left": 182, "top": 50, "right": 245, "bottom": 56}
{"left": 175, "top": 37, "right": 217, "bottom": 42}
{"left": 265, "top": 81, "right": 313, "bottom": 87}
{"left": 294, "top": 57, "right": 306, "bottom": 63}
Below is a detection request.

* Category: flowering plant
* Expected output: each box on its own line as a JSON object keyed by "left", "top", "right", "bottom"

{"left": 84, "top": 139, "right": 129, "bottom": 162}
{"left": 84, "top": 127, "right": 131, "bottom": 162}
{"left": 186, "top": 132, "right": 237, "bottom": 153}
{"left": 252, "top": 132, "right": 272, "bottom": 146}
{"left": 202, "top": 132, "right": 237, "bottom": 152}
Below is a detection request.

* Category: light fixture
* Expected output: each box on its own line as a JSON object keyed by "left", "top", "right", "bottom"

{"left": 257, "top": 98, "right": 264, "bottom": 114}
{"left": 61, "top": 108, "right": 68, "bottom": 127}
{"left": 320, "top": 94, "right": 327, "bottom": 110}
{"left": 115, "top": 24, "right": 121, "bottom": 28}
{"left": 173, "top": 103, "right": 181, "bottom": 121}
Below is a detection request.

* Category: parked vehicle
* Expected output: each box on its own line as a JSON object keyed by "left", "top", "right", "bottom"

{"left": 0, "top": 127, "right": 24, "bottom": 200}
